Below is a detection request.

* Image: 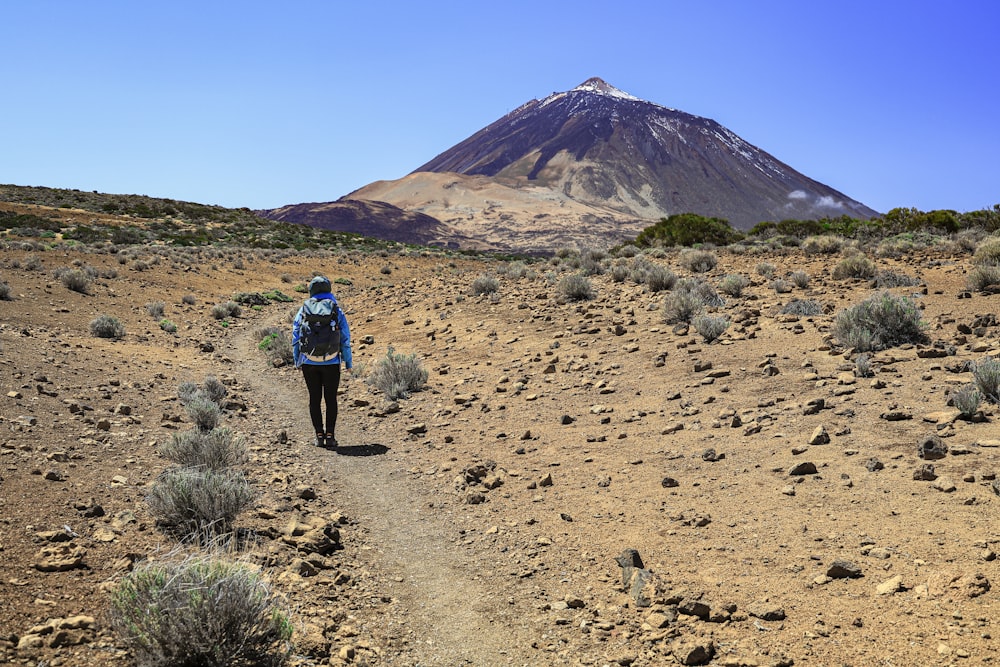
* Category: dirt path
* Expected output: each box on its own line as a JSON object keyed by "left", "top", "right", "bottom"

{"left": 230, "top": 328, "right": 532, "bottom": 666}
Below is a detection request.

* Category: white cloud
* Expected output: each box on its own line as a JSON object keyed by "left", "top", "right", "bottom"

{"left": 787, "top": 190, "right": 808, "bottom": 200}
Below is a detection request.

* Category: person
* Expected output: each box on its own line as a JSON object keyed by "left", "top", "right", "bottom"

{"left": 292, "top": 276, "right": 352, "bottom": 449}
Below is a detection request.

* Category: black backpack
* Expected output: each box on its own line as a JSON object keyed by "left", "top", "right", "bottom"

{"left": 300, "top": 298, "right": 340, "bottom": 359}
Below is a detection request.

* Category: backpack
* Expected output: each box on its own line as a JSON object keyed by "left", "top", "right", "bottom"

{"left": 299, "top": 297, "right": 340, "bottom": 360}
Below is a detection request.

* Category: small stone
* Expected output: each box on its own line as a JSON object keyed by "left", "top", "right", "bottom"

{"left": 789, "top": 462, "right": 818, "bottom": 476}
{"left": 661, "top": 476, "right": 680, "bottom": 488}
{"left": 808, "top": 426, "right": 830, "bottom": 445}
{"left": 827, "top": 560, "right": 863, "bottom": 579}
{"left": 747, "top": 601, "right": 786, "bottom": 621}
{"left": 877, "top": 575, "right": 904, "bottom": 595}
{"left": 918, "top": 434, "right": 948, "bottom": 460}
{"left": 932, "top": 477, "right": 957, "bottom": 493}
{"left": 913, "top": 464, "right": 937, "bottom": 481}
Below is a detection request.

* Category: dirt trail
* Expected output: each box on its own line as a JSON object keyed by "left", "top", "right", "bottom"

{"left": 231, "top": 328, "right": 531, "bottom": 666}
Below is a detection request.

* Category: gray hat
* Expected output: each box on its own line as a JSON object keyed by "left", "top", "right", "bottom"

{"left": 308, "top": 276, "right": 331, "bottom": 296}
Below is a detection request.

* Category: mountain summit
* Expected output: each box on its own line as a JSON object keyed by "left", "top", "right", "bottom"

{"left": 285, "top": 79, "right": 878, "bottom": 252}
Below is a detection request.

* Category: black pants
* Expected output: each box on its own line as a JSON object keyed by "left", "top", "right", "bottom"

{"left": 301, "top": 364, "right": 341, "bottom": 435}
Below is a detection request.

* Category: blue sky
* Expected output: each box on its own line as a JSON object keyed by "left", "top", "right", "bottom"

{"left": 3, "top": 1, "right": 997, "bottom": 216}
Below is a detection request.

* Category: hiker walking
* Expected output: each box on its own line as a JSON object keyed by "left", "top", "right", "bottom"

{"left": 292, "top": 276, "right": 352, "bottom": 449}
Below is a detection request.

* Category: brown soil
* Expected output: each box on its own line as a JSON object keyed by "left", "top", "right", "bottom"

{"left": 1, "top": 240, "right": 998, "bottom": 667}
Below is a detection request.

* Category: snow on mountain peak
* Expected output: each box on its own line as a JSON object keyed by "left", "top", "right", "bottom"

{"left": 572, "top": 77, "right": 640, "bottom": 101}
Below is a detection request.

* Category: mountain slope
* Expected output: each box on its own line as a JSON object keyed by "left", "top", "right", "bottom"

{"left": 289, "top": 78, "right": 879, "bottom": 252}
{"left": 412, "top": 77, "right": 876, "bottom": 229}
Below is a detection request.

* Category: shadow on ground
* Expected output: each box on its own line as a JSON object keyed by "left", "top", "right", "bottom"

{"left": 335, "top": 443, "right": 389, "bottom": 457}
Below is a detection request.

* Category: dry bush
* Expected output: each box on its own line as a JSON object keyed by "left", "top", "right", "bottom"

{"left": 160, "top": 427, "right": 248, "bottom": 470}
{"left": 972, "top": 357, "right": 1000, "bottom": 403}
{"left": 802, "top": 235, "right": 844, "bottom": 255}
{"left": 678, "top": 249, "right": 717, "bottom": 273}
{"left": 972, "top": 237, "right": 1000, "bottom": 266}
{"left": 470, "top": 274, "right": 500, "bottom": 296}
{"left": 718, "top": 274, "right": 750, "bottom": 297}
{"left": 367, "top": 346, "right": 428, "bottom": 400}
{"left": 692, "top": 314, "right": 730, "bottom": 342}
{"left": 557, "top": 274, "right": 595, "bottom": 301}
{"left": 832, "top": 255, "right": 878, "bottom": 280}
{"left": 90, "top": 314, "right": 126, "bottom": 339}
{"left": 789, "top": 270, "right": 810, "bottom": 288}
{"left": 833, "top": 292, "right": 926, "bottom": 352}
{"left": 967, "top": 265, "right": 1000, "bottom": 292}
{"left": 109, "top": 555, "right": 292, "bottom": 667}
{"left": 146, "top": 467, "right": 256, "bottom": 541}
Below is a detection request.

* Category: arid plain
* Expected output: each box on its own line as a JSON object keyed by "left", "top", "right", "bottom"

{"left": 1, "top": 205, "right": 999, "bottom": 666}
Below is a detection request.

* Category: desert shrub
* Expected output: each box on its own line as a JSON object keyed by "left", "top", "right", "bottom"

{"left": 185, "top": 394, "right": 222, "bottom": 431}
{"left": 951, "top": 384, "right": 982, "bottom": 417}
{"left": 692, "top": 314, "right": 730, "bottom": 342}
{"left": 256, "top": 327, "right": 294, "bottom": 366}
{"left": 202, "top": 376, "right": 228, "bottom": 404}
{"left": 718, "top": 274, "right": 750, "bottom": 298}
{"left": 145, "top": 301, "right": 166, "bottom": 318}
{"left": 771, "top": 279, "right": 793, "bottom": 293}
{"left": 755, "top": 262, "right": 776, "bottom": 278}
{"left": 24, "top": 255, "right": 42, "bottom": 271}
{"left": 678, "top": 249, "right": 717, "bottom": 273}
{"left": 60, "top": 268, "right": 92, "bottom": 294}
{"left": 662, "top": 291, "right": 702, "bottom": 324}
{"left": 0, "top": 281, "right": 11, "bottom": 300}
{"left": 967, "top": 265, "right": 1000, "bottom": 292}
{"left": 159, "top": 319, "right": 178, "bottom": 333}
{"left": 972, "top": 357, "right": 1000, "bottom": 403}
{"left": 972, "top": 237, "right": 1000, "bottom": 266}
{"left": 676, "top": 277, "right": 724, "bottom": 307}
{"left": 212, "top": 301, "right": 242, "bottom": 320}
{"left": 90, "top": 314, "right": 126, "bottom": 339}
{"left": 557, "top": 274, "right": 594, "bottom": 301}
{"left": 615, "top": 244, "right": 638, "bottom": 258}
{"left": 160, "top": 427, "right": 248, "bottom": 470}
{"left": 644, "top": 264, "right": 677, "bottom": 293}
{"left": 110, "top": 555, "right": 291, "bottom": 667}
{"left": 832, "top": 254, "right": 877, "bottom": 280}
{"left": 503, "top": 261, "right": 530, "bottom": 280}
{"left": 833, "top": 291, "right": 927, "bottom": 352}
{"left": 801, "top": 235, "right": 844, "bottom": 255}
{"left": 177, "top": 381, "right": 199, "bottom": 404}
{"left": 470, "top": 274, "right": 500, "bottom": 296}
{"left": 790, "top": 270, "right": 810, "bottom": 288}
{"left": 872, "top": 269, "right": 920, "bottom": 288}
{"left": 146, "top": 467, "right": 256, "bottom": 540}
{"left": 609, "top": 263, "right": 630, "bottom": 283}
{"left": 367, "top": 346, "right": 428, "bottom": 400}
{"left": 781, "top": 299, "right": 823, "bottom": 316}
{"left": 182, "top": 294, "right": 197, "bottom": 305}
{"left": 855, "top": 353, "right": 874, "bottom": 378}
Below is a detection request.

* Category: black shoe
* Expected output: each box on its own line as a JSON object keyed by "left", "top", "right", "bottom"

{"left": 314, "top": 433, "right": 325, "bottom": 447}
{"left": 324, "top": 433, "right": 338, "bottom": 450}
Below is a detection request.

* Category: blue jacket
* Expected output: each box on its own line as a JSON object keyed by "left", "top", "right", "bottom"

{"left": 291, "top": 292, "right": 353, "bottom": 368}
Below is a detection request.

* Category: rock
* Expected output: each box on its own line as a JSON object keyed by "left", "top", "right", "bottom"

{"left": 281, "top": 517, "right": 341, "bottom": 555}
{"left": 17, "top": 615, "right": 96, "bottom": 650}
{"left": 747, "top": 601, "right": 786, "bottom": 621}
{"left": 881, "top": 410, "right": 912, "bottom": 421}
{"left": 913, "top": 464, "right": 937, "bottom": 481}
{"left": 406, "top": 422, "right": 427, "bottom": 435}
{"left": 645, "top": 608, "right": 678, "bottom": 628}
{"left": 927, "top": 570, "right": 991, "bottom": 599}
{"left": 295, "top": 485, "right": 317, "bottom": 500}
{"left": 671, "top": 637, "right": 715, "bottom": 665}
{"left": 789, "top": 462, "right": 818, "bottom": 476}
{"left": 661, "top": 476, "right": 680, "bottom": 488}
{"left": 808, "top": 426, "right": 830, "bottom": 445}
{"left": 827, "top": 560, "right": 863, "bottom": 579}
{"left": 701, "top": 448, "right": 724, "bottom": 462}
{"left": 931, "top": 477, "right": 957, "bottom": 492}
{"left": 33, "top": 543, "right": 86, "bottom": 572}
{"left": 864, "top": 458, "right": 884, "bottom": 472}
{"left": 803, "top": 398, "right": 825, "bottom": 415}
{"left": 677, "top": 598, "right": 711, "bottom": 620}
{"left": 918, "top": 434, "right": 948, "bottom": 459}
{"left": 538, "top": 473, "right": 554, "bottom": 487}
{"left": 877, "top": 575, "right": 904, "bottom": 595}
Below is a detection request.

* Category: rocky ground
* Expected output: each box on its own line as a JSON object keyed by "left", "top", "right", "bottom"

{"left": 1, "top": 237, "right": 999, "bottom": 667}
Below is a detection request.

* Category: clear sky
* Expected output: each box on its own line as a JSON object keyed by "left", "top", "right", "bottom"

{"left": 3, "top": 1, "right": 997, "bottom": 216}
